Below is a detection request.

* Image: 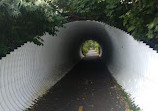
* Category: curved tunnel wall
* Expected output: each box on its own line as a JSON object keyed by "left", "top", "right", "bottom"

{"left": 0, "top": 21, "right": 158, "bottom": 111}
{"left": 0, "top": 34, "right": 80, "bottom": 111}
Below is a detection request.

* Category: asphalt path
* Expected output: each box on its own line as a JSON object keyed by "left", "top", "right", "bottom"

{"left": 30, "top": 50, "right": 127, "bottom": 111}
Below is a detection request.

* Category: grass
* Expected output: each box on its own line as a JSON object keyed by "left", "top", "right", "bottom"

{"left": 111, "top": 76, "right": 142, "bottom": 111}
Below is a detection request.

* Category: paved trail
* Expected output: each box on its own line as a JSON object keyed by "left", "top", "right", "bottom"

{"left": 30, "top": 50, "right": 127, "bottom": 111}
{"left": 86, "top": 49, "right": 99, "bottom": 57}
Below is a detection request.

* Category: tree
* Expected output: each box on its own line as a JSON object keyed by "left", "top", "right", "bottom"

{"left": 55, "top": 0, "right": 158, "bottom": 50}
{"left": 1, "top": 0, "right": 158, "bottom": 58}
{"left": 0, "top": 0, "right": 66, "bottom": 57}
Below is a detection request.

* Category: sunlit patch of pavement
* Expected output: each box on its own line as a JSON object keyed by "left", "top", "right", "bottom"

{"left": 86, "top": 49, "right": 99, "bottom": 57}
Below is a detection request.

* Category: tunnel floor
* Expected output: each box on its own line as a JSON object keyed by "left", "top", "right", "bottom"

{"left": 29, "top": 51, "right": 129, "bottom": 111}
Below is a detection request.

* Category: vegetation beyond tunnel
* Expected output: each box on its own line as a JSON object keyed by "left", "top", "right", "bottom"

{"left": 81, "top": 40, "right": 101, "bottom": 56}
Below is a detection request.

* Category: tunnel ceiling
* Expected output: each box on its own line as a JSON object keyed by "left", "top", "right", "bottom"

{"left": 57, "top": 21, "right": 113, "bottom": 63}
{"left": 55, "top": 21, "right": 158, "bottom": 111}
{"left": 0, "top": 20, "right": 157, "bottom": 111}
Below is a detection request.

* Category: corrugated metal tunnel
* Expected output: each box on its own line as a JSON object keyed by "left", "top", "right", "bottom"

{"left": 0, "top": 21, "right": 158, "bottom": 111}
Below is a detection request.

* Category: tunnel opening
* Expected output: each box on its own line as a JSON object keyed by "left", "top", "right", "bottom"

{"left": 1, "top": 21, "right": 158, "bottom": 111}
{"left": 80, "top": 40, "right": 102, "bottom": 57}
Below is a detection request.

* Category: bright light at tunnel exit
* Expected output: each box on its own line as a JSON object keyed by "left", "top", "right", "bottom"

{"left": 81, "top": 40, "right": 102, "bottom": 57}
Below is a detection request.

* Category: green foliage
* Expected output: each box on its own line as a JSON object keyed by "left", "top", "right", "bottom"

{"left": 55, "top": 0, "right": 102, "bottom": 21}
{"left": 120, "top": 0, "right": 158, "bottom": 49}
{"left": 56, "top": 0, "right": 158, "bottom": 51}
{"left": 1, "top": 0, "right": 158, "bottom": 58}
{"left": 0, "top": 0, "right": 66, "bottom": 58}
{"left": 81, "top": 40, "right": 100, "bottom": 56}
{"left": 55, "top": 0, "right": 128, "bottom": 28}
